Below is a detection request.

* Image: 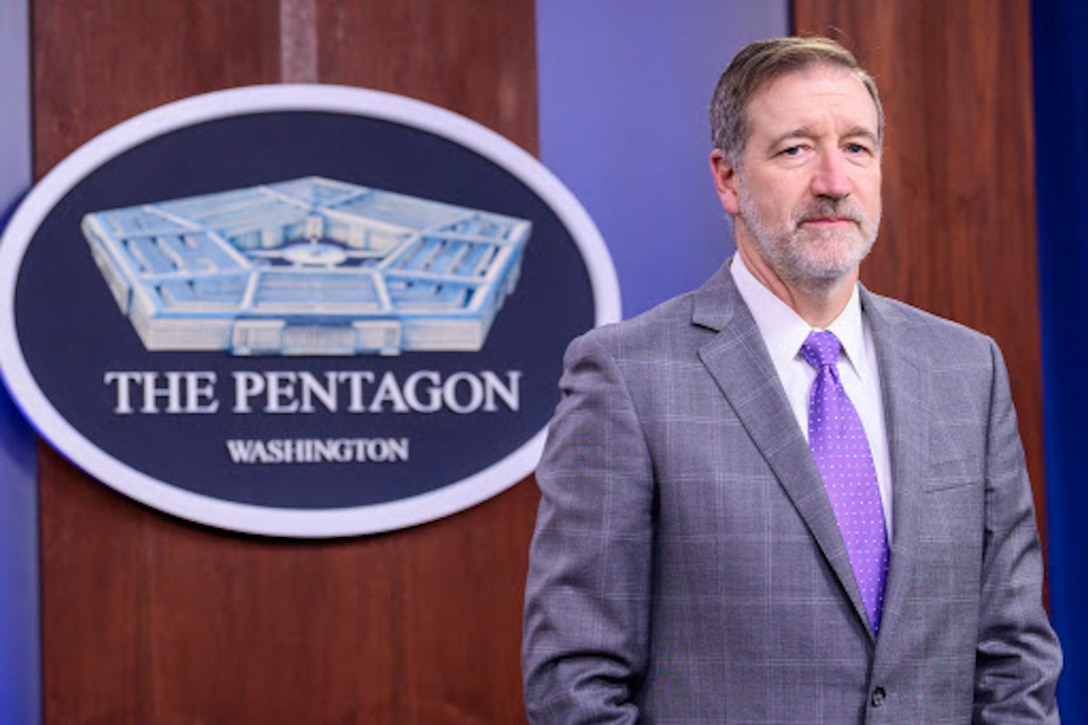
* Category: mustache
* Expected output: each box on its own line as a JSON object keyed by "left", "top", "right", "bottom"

{"left": 794, "top": 199, "right": 865, "bottom": 225}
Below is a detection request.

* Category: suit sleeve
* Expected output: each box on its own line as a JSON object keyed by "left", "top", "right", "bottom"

{"left": 973, "top": 340, "right": 1063, "bottom": 722}
{"left": 522, "top": 331, "right": 655, "bottom": 724}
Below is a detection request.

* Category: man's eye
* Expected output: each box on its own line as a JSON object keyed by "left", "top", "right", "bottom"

{"left": 845, "top": 143, "right": 870, "bottom": 154}
{"left": 780, "top": 146, "right": 803, "bottom": 157}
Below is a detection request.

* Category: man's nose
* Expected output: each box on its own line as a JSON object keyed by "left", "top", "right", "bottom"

{"left": 810, "top": 150, "right": 852, "bottom": 199}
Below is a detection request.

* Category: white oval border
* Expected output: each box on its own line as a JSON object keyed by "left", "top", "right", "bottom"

{"left": 0, "top": 84, "right": 621, "bottom": 538}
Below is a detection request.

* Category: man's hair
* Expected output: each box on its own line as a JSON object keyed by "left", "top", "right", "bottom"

{"left": 710, "top": 36, "right": 883, "bottom": 166}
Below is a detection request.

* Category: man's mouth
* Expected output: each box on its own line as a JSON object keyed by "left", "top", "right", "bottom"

{"left": 799, "top": 215, "right": 858, "bottom": 228}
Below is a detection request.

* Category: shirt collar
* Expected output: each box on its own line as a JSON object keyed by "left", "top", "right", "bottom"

{"left": 730, "top": 254, "right": 869, "bottom": 381}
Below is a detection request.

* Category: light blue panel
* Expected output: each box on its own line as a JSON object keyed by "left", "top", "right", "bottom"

{"left": 0, "top": 0, "right": 32, "bottom": 217}
{"left": 0, "top": 393, "right": 36, "bottom": 724}
{"left": 0, "top": 0, "right": 41, "bottom": 722}
{"left": 536, "top": 1, "right": 788, "bottom": 317}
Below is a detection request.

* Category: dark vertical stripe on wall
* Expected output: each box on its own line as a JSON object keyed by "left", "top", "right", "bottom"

{"left": 1033, "top": 1, "right": 1088, "bottom": 718}
{"left": 0, "top": 0, "right": 40, "bottom": 723}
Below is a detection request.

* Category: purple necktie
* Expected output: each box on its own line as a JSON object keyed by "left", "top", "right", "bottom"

{"left": 801, "top": 330, "right": 889, "bottom": 633}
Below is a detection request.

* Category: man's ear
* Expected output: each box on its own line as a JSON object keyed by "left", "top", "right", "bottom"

{"left": 710, "top": 149, "right": 741, "bottom": 216}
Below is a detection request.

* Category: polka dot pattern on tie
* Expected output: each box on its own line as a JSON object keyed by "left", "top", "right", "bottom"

{"left": 801, "top": 330, "right": 889, "bottom": 634}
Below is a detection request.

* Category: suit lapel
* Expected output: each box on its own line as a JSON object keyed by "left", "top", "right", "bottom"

{"left": 861, "top": 288, "right": 931, "bottom": 640}
{"left": 693, "top": 265, "right": 872, "bottom": 634}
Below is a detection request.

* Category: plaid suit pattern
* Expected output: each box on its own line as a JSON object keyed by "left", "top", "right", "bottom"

{"left": 523, "top": 261, "right": 1061, "bottom": 723}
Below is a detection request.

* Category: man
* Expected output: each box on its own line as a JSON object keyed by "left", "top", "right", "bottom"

{"left": 522, "top": 37, "right": 1062, "bottom": 722}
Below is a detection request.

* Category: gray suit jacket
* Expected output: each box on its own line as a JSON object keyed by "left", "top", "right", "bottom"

{"left": 523, "top": 262, "right": 1061, "bottom": 723}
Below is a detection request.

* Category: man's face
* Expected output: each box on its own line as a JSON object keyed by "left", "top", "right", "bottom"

{"left": 712, "top": 64, "right": 882, "bottom": 293}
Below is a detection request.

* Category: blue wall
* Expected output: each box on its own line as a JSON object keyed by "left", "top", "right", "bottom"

{"left": 1033, "top": 1, "right": 1088, "bottom": 719}
{"left": 536, "top": 0, "right": 788, "bottom": 317}
{"left": 0, "top": 0, "right": 41, "bottom": 722}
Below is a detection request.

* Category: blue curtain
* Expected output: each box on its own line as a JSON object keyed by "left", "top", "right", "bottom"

{"left": 1033, "top": 0, "right": 1088, "bottom": 717}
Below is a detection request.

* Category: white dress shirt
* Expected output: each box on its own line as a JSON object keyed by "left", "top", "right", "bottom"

{"left": 730, "top": 255, "right": 893, "bottom": 538}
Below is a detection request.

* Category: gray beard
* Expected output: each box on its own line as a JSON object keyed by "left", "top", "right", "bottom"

{"left": 736, "top": 190, "right": 879, "bottom": 295}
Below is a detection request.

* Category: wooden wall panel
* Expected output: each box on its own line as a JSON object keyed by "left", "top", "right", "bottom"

{"left": 33, "top": 1, "right": 282, "bottom": 174}
{"left": 792, "top": 1, "right": 1048, "bottom": 537}
{"left": 33, "top": 0, "right": 538, "bottom": 721}
{"left": 315, "top": 0, "right": 539, "bottom": 153}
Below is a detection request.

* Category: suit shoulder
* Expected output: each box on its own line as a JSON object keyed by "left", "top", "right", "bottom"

{"left": 864, "top": 290, "right": 1000, "bottom": 360}
{"left": 569, "top": 288, "right": 702, "bottom": 354}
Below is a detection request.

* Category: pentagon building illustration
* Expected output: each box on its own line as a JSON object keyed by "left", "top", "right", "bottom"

{"left": 82, "top": 177, "right": 531, "bottom": 355}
